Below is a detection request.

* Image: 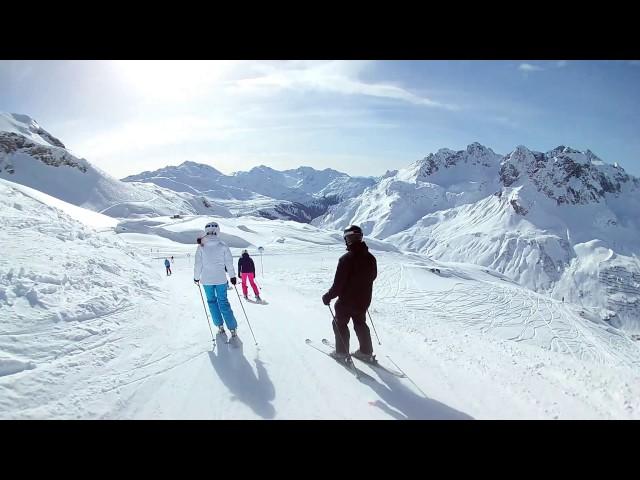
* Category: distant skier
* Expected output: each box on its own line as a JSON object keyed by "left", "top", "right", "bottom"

{"left": 164, "top": 258, "right": 172, "bottom": 276}
{"left": 194, "top": 221, "right": 239, "bottom": 337}
{"left": 322, "top": 225, "right": 377, "bottom": 362}
{"left": 171, "top": 255, "right": 175, "bottom": 263}
{"left": 238, "top": 249, "right": 261, "bottom": 302}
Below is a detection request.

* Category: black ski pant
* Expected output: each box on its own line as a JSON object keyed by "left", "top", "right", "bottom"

{"left": 332, "top": 301, "right": 373, "bottom": 355}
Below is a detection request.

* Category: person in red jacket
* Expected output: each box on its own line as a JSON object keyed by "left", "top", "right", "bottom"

{"left": 238, "top": 249, "right": 261, "bottom": 302}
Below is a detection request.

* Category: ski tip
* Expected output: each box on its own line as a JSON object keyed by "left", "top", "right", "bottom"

{"left": 305, "top": 338, "right": 312, "bottom": 344}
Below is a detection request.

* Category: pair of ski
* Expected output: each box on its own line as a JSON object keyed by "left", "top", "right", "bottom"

{"left": 305, "top": 338, "right": 405, "bottom": 379}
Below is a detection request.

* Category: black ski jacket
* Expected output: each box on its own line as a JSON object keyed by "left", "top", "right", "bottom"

{"left": 324, "top": 241, "right": 377, "bottom": 310}
{"left": 238, "top": 253, "right": 256, "bottom": 275}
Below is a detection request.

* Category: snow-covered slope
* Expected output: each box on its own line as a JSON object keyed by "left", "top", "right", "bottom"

{"left": 0, "top": 178, "right": 118, "bottom": 231}
{"left": 552, "top": 241, "right": 640, "bottom": 331}
{"left": 0, "top": 179, "right": 161, "bottom": 384}
{"left": 316, "top": 143, "right": 640, "bottom": 331}
{"left": 123, "top": 162, "right": 376, "bottom": 222}
{"left": 2, "top": 199, "right": 639, "bottom": 419}
{"left": 116, "top": 214, "right": 400, "bottom": 253}
{"left": 0, "top": 113, "right": 231, "bottom": 219}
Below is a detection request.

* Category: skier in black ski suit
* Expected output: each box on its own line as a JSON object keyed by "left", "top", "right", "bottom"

{"left": 322, "top": 225, "right": 377, "bottom": 361}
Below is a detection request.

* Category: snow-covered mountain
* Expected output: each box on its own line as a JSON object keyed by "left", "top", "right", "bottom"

{"left": 316, "top": 143, "right": 640, "bottom": 331}
{"left": 0, "top": 113, "right": 231, "bottom": 218}
{"left": 318, "top": 143, "right": 504, "bottom": 238}
{"left": 225, "top": 165, "right": 374, "bottom": 203}
{"left": 123, "top": 162, "right": 376, "bottom": 222}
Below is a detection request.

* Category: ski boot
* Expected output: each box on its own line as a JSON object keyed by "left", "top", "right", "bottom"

{"left": 329, "top": 350, "right": 349, "bottom": 362}
{"left": 217, "top": 326, "right": 226, "bottom": 335}
{"left": 244, "top": 294, "right": 249, "bottom": 300}
{"left": 352, "top": 350, "right": 376, "bottom": 364}
{"left": 230, "top": 329, "right": 238, "bottom": 338}
{"left": 256, "top": 295, "right": 262, "bottom": 303}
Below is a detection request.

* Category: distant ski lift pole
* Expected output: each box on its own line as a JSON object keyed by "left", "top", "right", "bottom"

{"left": 258, "top": 246, "right": 264, "bottom": 276}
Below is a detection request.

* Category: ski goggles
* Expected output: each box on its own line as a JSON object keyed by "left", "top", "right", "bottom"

{"left": 205, "top": 222, "right": 220, "bottom": 235}
{"left": 343, "top": 231, "right": 362, "bottom": 240}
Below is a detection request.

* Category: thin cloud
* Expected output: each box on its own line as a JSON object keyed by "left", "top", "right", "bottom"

{"left": 232, "top": 61, "right": 459, "bottom": 111}
{"left": 518, "top": 63, "right": 544, "bottom": 72}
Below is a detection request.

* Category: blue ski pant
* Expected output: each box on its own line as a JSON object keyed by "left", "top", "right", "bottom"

{"left": 203, "top": 283, "right": 238, "bottom": 330}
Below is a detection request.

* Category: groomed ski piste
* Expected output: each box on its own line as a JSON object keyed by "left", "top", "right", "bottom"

{"left": 2, "top": 177, "right": 639, "bottom": 420}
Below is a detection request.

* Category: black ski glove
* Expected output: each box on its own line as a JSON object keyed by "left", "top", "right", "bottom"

{"left": 322, "top": 293, "right": 331, "bottom": 306}
{"left": 194, "top": 279, "right": 199, "bottom": 285}
{"left": 230, "top": 277, "right": 237, "bottom": 285}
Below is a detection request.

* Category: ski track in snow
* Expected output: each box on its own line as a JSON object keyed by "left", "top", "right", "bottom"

{"left": 374, "top": 260, "right": 640, "bottom": 369}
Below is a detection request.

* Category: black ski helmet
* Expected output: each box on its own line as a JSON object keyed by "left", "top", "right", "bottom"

{"left": 343, "top": 225, "right": 363, "bottom": 246}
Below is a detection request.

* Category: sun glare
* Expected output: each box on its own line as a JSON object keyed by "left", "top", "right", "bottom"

{"left": 111, "top": 60, "right": 235, "bottom": 100}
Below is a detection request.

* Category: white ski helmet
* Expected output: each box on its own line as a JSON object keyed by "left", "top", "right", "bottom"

{"left": 204, "top": 221, "right": 220, "bottom": 236}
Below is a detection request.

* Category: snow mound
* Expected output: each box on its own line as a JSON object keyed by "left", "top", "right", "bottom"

{"left": 0, "top": 180, "right": 160, "bottom": 336}
{"left": 0, "top": 355, "right": 36, "bottom": 377}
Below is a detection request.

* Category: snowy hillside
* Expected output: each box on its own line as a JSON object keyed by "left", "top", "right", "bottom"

{"left": 2, "top": 188, "right": 639, "bottom": 419}
{"left": 552, "top": 241, "right": 640, "bottom": 331}
{"left": 316, "top": 143, "right": 640, "bottom": 331}
{"left": 123, "top": 161, "right": 376, "bottom": 222}
{"left": 0, "top": 179, "right": 161, "bottom": 386}
{"left": 0, "top": 113, "right": 231, "bottom": 219}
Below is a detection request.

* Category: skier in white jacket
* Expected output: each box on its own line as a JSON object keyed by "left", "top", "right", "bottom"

{"left": 194, "top": 221, "right": 239, "bottom": 337}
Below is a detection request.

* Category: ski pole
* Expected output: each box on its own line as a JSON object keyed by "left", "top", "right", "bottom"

{"left": 328, "top": 304, "right": 359, "bottom": 378}
{"left": 197, "top": 283, "right": 215, "bottom": 344}
{"left": 233, "top": 283, "right": 258, "bottom": 346}
{"left": 367, "top": 309, "right": 382, "bottom": 345}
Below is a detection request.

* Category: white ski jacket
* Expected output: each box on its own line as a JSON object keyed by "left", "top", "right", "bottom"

{"left": 194, "top": 235, "right": 236, "bottom": 285}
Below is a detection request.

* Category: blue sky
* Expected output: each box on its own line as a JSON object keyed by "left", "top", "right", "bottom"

{"left": 1, "top": 60, "right": 639, "bottom": 178}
